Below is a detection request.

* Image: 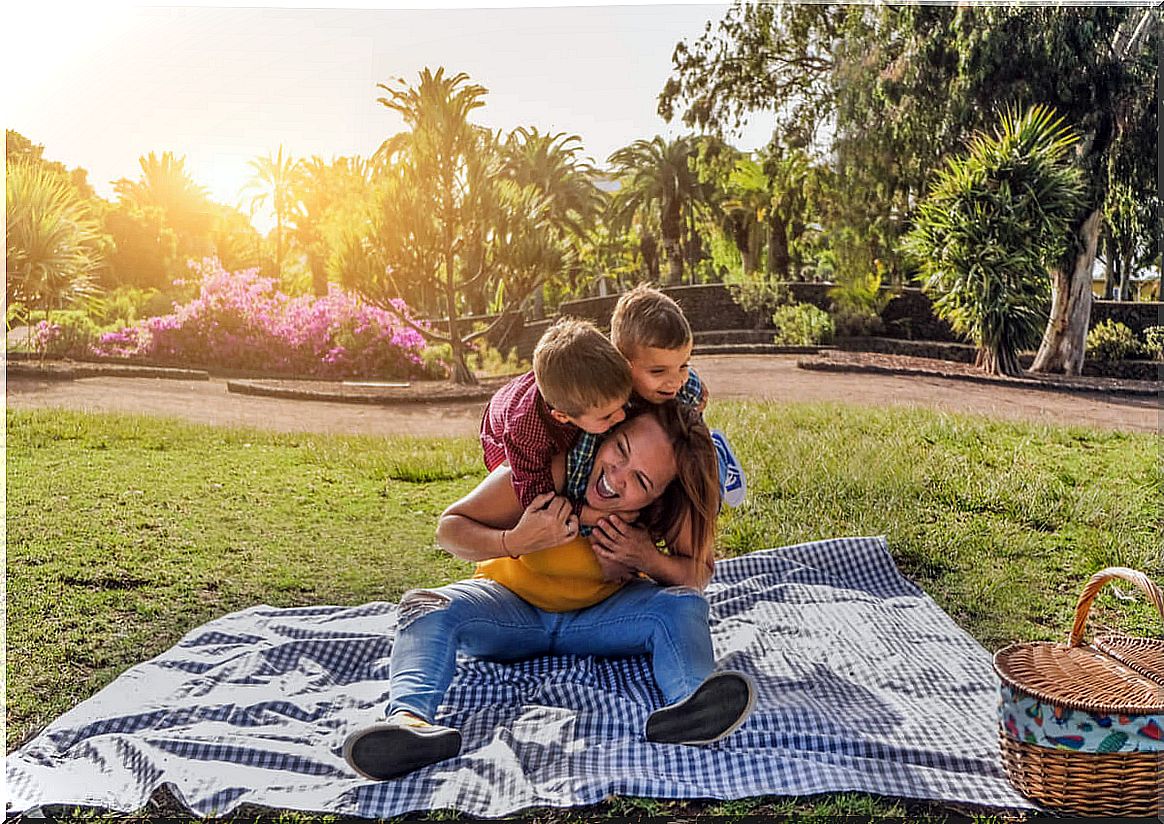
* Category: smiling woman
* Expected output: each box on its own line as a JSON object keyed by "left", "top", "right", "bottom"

{"left": 341, "top": 401, "right": 754, "bottom": 782}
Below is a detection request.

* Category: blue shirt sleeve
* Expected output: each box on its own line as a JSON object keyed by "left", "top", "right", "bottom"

{"left": 676, "top": 366, "right": 703, "bottom": 408}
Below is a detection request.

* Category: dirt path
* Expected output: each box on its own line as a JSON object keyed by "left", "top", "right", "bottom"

{"left": 6, "top": 354, "right": 1158, "bottom": 436}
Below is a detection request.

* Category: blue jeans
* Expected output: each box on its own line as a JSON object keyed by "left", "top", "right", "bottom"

{"left": 388, "top": 579, "right": 715, "bottom": 722}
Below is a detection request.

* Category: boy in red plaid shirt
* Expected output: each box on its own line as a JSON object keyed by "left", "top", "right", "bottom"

{"left": 480, "top": 318, "right": 632, "bottom": 529}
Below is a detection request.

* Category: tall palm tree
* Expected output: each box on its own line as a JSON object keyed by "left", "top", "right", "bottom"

{"left": 113, "top": 151, "right": 214, "bottom": 259}
{"left": 243, "top": 145, "right": 300, "bottom": 278}
{"left": 292, "top": 155, "right": 372, "bottom": 296}
{"left": 502, "top": 128, "right": 605, "bottom": 238}
{"left": 607, "top": 135, "right": 706, "bottom": 285}
{"left": 501, "top": 127, "right": 606, "bottom": 305}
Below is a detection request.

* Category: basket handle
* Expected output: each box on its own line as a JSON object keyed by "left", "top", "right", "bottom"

{"left": 1068, "top": 566, "right": 1164, "bottom": 647}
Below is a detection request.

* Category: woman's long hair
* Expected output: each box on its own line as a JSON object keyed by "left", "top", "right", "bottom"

{"left": 637, "top": 401, "right": 721, "bottom": 573}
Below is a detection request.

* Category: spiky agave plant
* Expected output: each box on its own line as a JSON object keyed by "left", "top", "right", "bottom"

{"left": 5, "top": 161, "right": 103, "bottom": 325}
{"left": 902, "top": 105, "right": 1084, "bottom": 376}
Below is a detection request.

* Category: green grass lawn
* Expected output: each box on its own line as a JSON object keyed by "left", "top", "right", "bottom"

{"left": 7, "top": 402, "right": 1161, "bottom": 821}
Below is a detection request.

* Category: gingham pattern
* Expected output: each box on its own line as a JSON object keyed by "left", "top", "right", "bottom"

{"left": 566, "top": 367, "right": 705, "bottom": 537}
{"left": 6, "top": 537, "right": 1034, "bottom": 817}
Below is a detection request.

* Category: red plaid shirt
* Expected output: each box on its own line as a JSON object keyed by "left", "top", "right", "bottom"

{"left": 480, "top": 370, "right": 580, "bottom": 509}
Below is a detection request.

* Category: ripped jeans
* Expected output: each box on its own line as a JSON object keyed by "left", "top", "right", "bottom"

{"left": 388, "top": 578, "right": 715, "bottom": 722}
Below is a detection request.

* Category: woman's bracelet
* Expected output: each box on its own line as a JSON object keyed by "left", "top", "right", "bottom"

{"left": 501, "top": 529, "right": 518, "bottom": 559}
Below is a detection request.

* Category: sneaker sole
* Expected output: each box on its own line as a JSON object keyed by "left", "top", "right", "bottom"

{"left": 342, "top": 722, "right": 462, "bottom": 781}
{"left": 645, "top": 671, "right": 756, "bottom": 746}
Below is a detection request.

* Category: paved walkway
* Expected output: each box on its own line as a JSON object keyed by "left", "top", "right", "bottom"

{"left": 6, "top": 355, "right": 1159, "bottom": 436}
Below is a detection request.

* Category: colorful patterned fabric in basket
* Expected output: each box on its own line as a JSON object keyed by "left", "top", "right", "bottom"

{"left": 999, "top": 683, "right": 1164, "bottom": 753}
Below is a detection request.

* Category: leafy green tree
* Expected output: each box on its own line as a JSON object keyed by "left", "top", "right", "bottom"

{"left": 661, "top": 4, "right": 1158, "bottom": 374}
{"left": 103, "top": 199, "right": 180, "bottom": 289}
{"left": 902, "top": 107, "right": 1084, "bottom": 376}
{"left": 501, "top": 127, "right": 607, "bottom": 308}
{"left": 342, "top": 68, "right": 568, "bottom": 384}
{"left": 291, "top": 155, "right": 372, "bottom": 296}
{"left": 243, "top": 145, "right": 300, "bottom": 280}
{"left": 607, "top": 135, "right": 709, "bottom": 285}
{"left": 114, "top": 151, "right": 216, "bottom": 261}
{"left": 6, "top": 161, "right": 104, "bottom": 323}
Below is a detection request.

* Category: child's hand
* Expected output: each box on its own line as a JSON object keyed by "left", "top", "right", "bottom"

{"left": 590, "top": 514, "right": 655, "bottom": 571}
{"left": 593, "top": 550, "right": 636, "bottom": 583}
{"left": 510, "top": 492, "right": 579, "bottom": 554}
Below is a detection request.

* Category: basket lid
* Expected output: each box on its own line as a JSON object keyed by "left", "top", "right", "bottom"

{"left": 1094, "top": 634, "right": 1164, "bottom": 682}
{"left": 994, "top": 640, "right": 1164, "bottom": 715}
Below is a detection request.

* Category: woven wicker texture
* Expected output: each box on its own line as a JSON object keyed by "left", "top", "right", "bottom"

{"left": 999, "top": 732, "right": 1163, "bottom": 817}
{"left": 994, "top": 567, "right": 1164, "bottom": 813}
{"left": 994, "top": 641, "right": 1163, "bottom": 714}
{"left": 1094, "top": 634, "right": 1164, "bottom": 682}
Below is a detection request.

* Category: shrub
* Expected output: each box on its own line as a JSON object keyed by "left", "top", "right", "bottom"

{"left": 828, "top": 268, "right": 892, "bottom": 337}
{"left": 32, "top": 311, "right": 100, "bottom": 359}
{"left": 727, "top": 276, "right": 791, "bottom": 328}
{"left": 772, "top": 302, "right": 834, "bottom": 346}
{"left": 1085, "top": 320, "right": 1143, "bottom": 362}
{"left": 92, "top": 259, "right": 446, "bottom": 379}
{"left": 1141, "top": 326, "right": 1164, "bottom": 361}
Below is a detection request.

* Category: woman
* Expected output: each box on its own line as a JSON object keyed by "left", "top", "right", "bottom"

{"left": 343, "top": 402, "right": 755, "bottom": 781}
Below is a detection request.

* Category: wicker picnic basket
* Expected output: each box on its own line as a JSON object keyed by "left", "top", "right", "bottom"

{"left": 993, "top": 567, "right": 1164, "bottom": 816}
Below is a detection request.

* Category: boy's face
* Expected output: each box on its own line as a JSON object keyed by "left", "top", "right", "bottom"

{"left": 626, "top": 342, "right": 693, "bottom": 404}
{"left": 555, "top": 395, "right": 629, "bottom": 435}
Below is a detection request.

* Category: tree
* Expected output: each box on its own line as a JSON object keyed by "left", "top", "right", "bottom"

{"left": 291, "top": 155, "right": 372, "bottom": 297}
{"left": 342, "top": 68, "right": 569, "bottom": 384}
{"left": 660, "top": 4, "right": 1158, "bottom": 374}
{"left": 607, "top": 135, "right": 709, "bottom": 285}
{"left": 902, "top": 107, "right": 1084, "bottom": 376}
{"left": 103, "top": 199, "right": 180, "bottom": 289}
{"left": 243, "top": 145, "right": 300, "bottom": 280}
{"left": 114, "top": 152, "right": 216, "bottom": 261}
{"left": 6, "top": 161, "right": 103, "bottom": 322}
{"left": 501, "top": 127, "right": 606, "bottom": 306}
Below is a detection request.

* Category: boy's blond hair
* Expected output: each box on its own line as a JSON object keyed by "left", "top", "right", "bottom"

{"left": 533, "top": 317, "right": 631, "bottom": 418}
{"left": 610, "top": 284, "right": 693, "bottom": 356}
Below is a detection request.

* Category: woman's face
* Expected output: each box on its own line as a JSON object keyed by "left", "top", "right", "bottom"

{"left": 585, "top": 412, "right": 677, "bottom": 513}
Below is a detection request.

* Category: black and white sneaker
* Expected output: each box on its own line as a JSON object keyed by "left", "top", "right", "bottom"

{"left": 645, "top": 671, "right": 756, "bottom": 745}
{"left": 343, "top": 712, "right": 462, "bottom": 781}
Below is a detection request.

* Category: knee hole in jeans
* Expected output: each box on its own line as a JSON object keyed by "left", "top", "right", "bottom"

{"left": 397, "top": 588, "right": 452, "bottom": 630}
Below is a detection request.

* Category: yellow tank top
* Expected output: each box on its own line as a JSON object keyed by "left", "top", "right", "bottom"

{"left": 474, "top": 535, "right": 624, "bottom": 612}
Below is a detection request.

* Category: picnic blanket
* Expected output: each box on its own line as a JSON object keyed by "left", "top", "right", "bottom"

{"left": 7, "top": 536, "right": 1034, "bottom": 817}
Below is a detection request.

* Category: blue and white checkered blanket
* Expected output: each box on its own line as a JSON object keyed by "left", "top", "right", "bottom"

{"left": 7, "top": 536, "right": 1034, "bottom": 817}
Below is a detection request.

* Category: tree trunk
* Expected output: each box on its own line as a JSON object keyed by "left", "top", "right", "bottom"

{"left": 310, "top": 253, "right": 328, "bottom": 297}
{"left": 1117, "top": 245, "right": 1132, "bottom": 301}
{"left": 640, "top": 233, "right": 659, "bottom": 281}
{"left": 767, "top": 212, "right": 790, "bottom": 280}
{"left": 663, "top": 235, "right": 683, "bottom": 285}
{"left": 1030, "top": 209, "right": 1103, "bottom": 376}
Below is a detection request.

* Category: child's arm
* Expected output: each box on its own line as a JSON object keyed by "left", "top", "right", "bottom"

{"left": 504, "top": 431, "right": 560, "bottom": 510}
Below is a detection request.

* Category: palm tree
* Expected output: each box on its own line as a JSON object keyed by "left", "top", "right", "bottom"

{"left": 607, "top": 135, "right": 706, "bottom": 285}
{"left": 243, "top": 145, "right": 300, "bottom": 278}
{"left": 293, "top": 155, "right": 372, "bottom": 296}
{"left": 501, "top": 127, "right": 606, "bottom": 305}
{"left": 113, "top": 151, "right": 214, "bottom": 260}
{"left": 6, "top": 162, "right": 103, "bottom": 329}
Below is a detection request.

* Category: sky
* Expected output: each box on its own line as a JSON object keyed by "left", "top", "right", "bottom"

{"left": 5, "top": 1, "right": 776, "bottom": 232}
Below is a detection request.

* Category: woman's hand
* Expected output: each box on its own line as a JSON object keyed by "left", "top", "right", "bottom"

{"left": 590, "top": 514, "right": 656, "bottom": 572}
{"left": 507, "top": 492, "right": 579, "bottom": 555}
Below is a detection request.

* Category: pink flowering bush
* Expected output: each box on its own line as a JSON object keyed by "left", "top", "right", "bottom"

{"left": 92, "top": 259, "right": 446, "bottom": 379}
